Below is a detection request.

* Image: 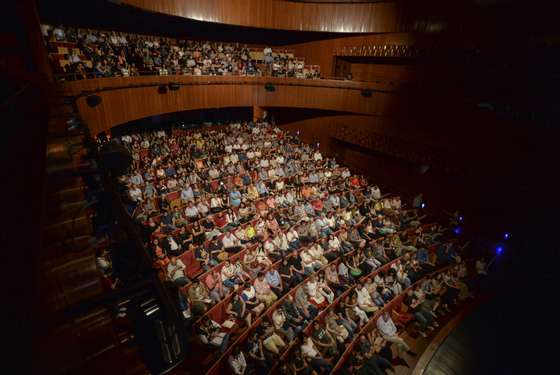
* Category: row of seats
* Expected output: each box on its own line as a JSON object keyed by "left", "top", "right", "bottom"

{"left": 334, "top": 44, "right": 423, "bottom": 58}
{"left": 42, "top": 24, "right": 320, "bottom": 80}
{"left": 208, "top": 223, "right": 443, "bottom": 375}
{"left": 115, "top": 121, "right": 462, "bottom": 374}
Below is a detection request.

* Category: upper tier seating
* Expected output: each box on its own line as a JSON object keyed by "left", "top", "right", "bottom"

{"left": 41, "top": 25, "right": 321, "bottom": 81}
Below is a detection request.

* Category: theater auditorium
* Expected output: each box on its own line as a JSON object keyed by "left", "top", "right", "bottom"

{"left": 4, "top": 0, "right": 558, "bottom": 374}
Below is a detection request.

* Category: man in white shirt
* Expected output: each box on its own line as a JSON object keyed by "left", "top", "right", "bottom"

{"left": 356, "top": 282, "right": 379, "bottom": 313}
{"left": 222, "top": 232, "right": 243, "bottom": 253}
{"left": 129, "top": 185, "right": 143, "bottom": 202}
{"left": 371, "top": 185, "right": 381, "bottom": 200}
{"left": 198, "top": 317, "right": 230, "bottom": 353}
{"left": 300, "top": 336, "right": 332, "bottom": 373}
{"left": 208, "top": 167, "right": 220, "bottom": 179}
{"left": 184, "top": 201, "right": 199, "bottom": 221}
{"left": 376, "top": 311, "right": 416, "bottom": 356}
{"left": 167, "top": 257, "right": 189, "bottom": 286}
{"left": 221, "top": 260, "right": 241, "bottom": 289}
{"left": 272, "top": 309, "right": 295, "bottom": 341}
{"left": 228, "top": 348, "right": 247, "bottom": 375}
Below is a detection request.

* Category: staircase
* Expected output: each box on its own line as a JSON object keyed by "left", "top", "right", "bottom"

{"left": 37, "top": 95, "right": 146, "bottom": 375}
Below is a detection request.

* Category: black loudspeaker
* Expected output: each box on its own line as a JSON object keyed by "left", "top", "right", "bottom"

{"left": 158, "top": 85, "right": 168, "bottom": 94}
{"left": 168, "top": 83, "right": 180, "bottom": 91}
{"left": 264, "top": 82, "right": 275, "bottom": 92}
{"left": 86, "top": 94, "right": 102, "bottom": 107}
{"left": 128, "top": 296, "right": 186, "bottom": 374}
{"left": 361, "top": 89, "right": 373, "bottom": 98}
{"left": 99, "top": 140, "right": 132, "bottom": 176}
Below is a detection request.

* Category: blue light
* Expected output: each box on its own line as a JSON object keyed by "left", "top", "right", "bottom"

{"left": 503, "top": 232, "right": 510, "bottom": 240}
{"left": 495, "top": 245, "right": 504, "bottom": 255}
{"left": 453, "top": 226, "right": 462, "bottom": 235}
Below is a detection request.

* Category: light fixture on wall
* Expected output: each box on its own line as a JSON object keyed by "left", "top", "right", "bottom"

{"left": 361, "top": 89, "right": 373, "bottom": 98}
{"left": 86, "top": 94, "right": 102, "bottom": 107}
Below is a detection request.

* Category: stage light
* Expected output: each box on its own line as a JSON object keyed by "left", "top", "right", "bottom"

{"left": 453, "top": 226, "right": 462, "bottom": 235}
{"left": 296, "top": 131, "right": 300, "bottom": 135}
{"left": 458, "top": 215, "right": 464, "bottom": 222}
{"left": 317, "top": 142, "right": 320, "bottom": 147}
{"left": 503, "top": 232, "right": 510, "bottom": 240}
{"left": 421, "top": 202, "right": 426, "bottom": 209}
{"left": 495, "top": 245, "right": 504, "bottom": 255}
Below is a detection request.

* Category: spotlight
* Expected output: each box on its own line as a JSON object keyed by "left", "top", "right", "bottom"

{"left": 421, "top": 202, "right": 426, "bottom": 209}
{"left": 316, "top": 142, "right": 320, "bottom": 147}
{"left": 296, "top": 131, "right": 300, "bottom": 135}
{"left": 458, "top": 215, "right": 464, "bottom": 222}
{"left": 453, "top": 226, "right": 462, "bottom": 235}
{"left": 503, "top": 232, "right": 510, "bottom": 240}
{"left": 495, "top": 245, "right": 504, "bottom": 255}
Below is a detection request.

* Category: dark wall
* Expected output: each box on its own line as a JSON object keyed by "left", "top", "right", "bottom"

{"left": 275, "top": 106, "right": 557, "bottom": 249}
{"left": 110, "top": 107, "right": 253, "bottom": 136}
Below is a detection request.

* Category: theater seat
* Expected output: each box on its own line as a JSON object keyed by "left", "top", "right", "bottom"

{"left": 180, "top": 251, "right": 203, "bottom": 279}
{"left": 207, "top": 297, "right": 229, "bottom": 324}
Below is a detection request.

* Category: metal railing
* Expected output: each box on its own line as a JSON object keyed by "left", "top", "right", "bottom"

{"left": 53, "top": 70, "right": 326, "bottom": 83}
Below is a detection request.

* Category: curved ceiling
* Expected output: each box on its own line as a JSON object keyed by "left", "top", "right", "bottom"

{"left": 39, "top": 0, "right": 366, "bottom": 45}
{"left": 119, "top": 0, "right": 401, "bottom": 33}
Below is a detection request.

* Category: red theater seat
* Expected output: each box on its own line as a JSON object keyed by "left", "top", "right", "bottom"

{"left": 180, "top": 250, "right": 203, "bottom": 279}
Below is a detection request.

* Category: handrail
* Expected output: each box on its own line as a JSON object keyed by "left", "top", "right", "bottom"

{"left": 55, "top": 71, "right": 406, "bottom": 89}
{"left": 53, "top": 70, "right": 264, "bottom": 82}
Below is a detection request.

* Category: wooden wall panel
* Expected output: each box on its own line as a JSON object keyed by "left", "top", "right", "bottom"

{"left": 286, "top": 33, "right": 414, "bottom": 76}
{"left": 120, "top": 0, "right": 400, "bottom": 33}
{"left": 279, "top": 114, "right": 464, "bottom": 214}
{"left": 350, "top": 63, "right": 422, "bottom": 83}
{"left": 60, "top": 76, "right": 408, "bottom": 134}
